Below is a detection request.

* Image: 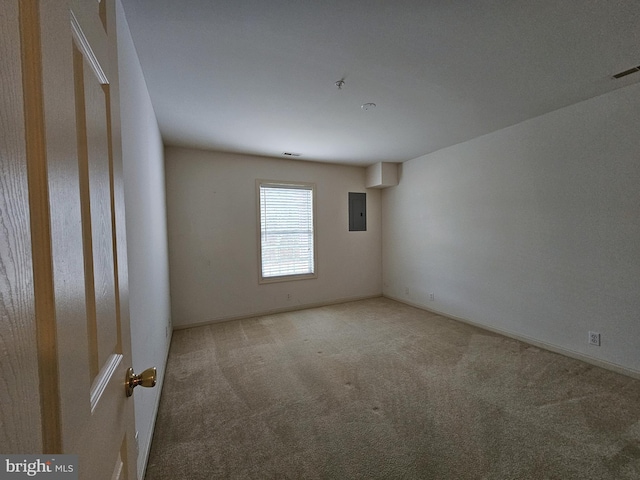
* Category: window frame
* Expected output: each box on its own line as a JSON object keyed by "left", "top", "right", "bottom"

{"left": 256, "top": 179, "right": 318, "bottom": 284}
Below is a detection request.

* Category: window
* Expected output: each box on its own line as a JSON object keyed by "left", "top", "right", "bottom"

{"left": 257, "top": 180, "right": 316, "bottom": 283}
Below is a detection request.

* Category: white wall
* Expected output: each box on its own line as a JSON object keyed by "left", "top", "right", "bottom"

{"left": 383, "top": 82, "right": 640, "bottom": 375}
{"left": 165, "top": 147, "right": 382, "bottom": 327}
{"left": 116, "top": 2, "right": 172, "bottom": 478}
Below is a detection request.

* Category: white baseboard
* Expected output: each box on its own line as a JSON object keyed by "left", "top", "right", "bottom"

{"left": 384, "top": 294, "right": 640, "bottom": 381}
{"left": 173, "top": 294, "right": 383, "bottom": 331}
{"left": 137, "top": 329, "right": 172, "bottom": 480}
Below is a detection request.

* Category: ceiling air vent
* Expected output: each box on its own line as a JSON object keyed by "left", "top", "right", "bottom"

{"left": 612, "top": 66, "right": 640, "bottom": 79}
{"left": 282, "top": 152, "right": 301, "bottom": 157}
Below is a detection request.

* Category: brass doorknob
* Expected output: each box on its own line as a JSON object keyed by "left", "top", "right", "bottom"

{"left": 126, "top": 367, "right": 157, "bottom": 397}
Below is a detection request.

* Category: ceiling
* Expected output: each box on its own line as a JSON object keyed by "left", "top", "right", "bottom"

{"left": 121, "top": 0, "right": 640, "bottom": 166}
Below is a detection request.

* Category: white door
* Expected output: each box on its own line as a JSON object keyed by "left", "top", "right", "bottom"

{"left": 1, "top": 1, "right": 139, "bottom": 478}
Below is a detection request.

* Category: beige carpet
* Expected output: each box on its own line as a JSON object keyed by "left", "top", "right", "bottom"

{"left": 145, "top": 297, "right": 640, "bottom": 479}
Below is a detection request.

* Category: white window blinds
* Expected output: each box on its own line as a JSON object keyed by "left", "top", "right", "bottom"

{"left": 259, "top": 182, "right": 315, "bottom": 280}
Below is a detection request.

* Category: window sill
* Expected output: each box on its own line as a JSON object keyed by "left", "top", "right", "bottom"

{"left": 258, "top": 272, "right": 317, "bottom": 284}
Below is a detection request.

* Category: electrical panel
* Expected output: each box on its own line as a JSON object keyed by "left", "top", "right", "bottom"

{"left": 349, "top": 192, "right": 366, "bottom": 231}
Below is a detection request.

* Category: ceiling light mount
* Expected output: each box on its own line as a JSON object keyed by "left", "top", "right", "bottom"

{"left": 361, "top": 103, "right": 376, "bottom": 111}
{"left": 335, "top": 79, "right": 345, "bottom": 89}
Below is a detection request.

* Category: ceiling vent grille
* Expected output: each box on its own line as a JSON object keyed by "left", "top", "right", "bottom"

{"left": 612, "top": 66, "right": 640, "bottom": 79}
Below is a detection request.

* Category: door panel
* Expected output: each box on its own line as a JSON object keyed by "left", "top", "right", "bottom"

{"left": 65, "top": 1, "right": 136, "bottom": 478}
{"left": 83, "top": 73, "right": 119, "bottom": 373}
{"left": 1, "top": 0, "right": 137, "bottom": 478}
{"left": 73, "top": 37, "right": 120, "bottom": 382}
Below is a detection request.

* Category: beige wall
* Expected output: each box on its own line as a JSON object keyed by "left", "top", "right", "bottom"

{"left": 116, "top": 2, "right": 171, "bottom": 477}
{"left": 383, "top": 82, "right": 640, "bottom": 375}
{"left": 165, "top": 147, "right": 382, "bottom": 327}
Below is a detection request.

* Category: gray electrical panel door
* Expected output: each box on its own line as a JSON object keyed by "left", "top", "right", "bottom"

{"left": 349, "top": 192, "right": 366, "bottom": 231}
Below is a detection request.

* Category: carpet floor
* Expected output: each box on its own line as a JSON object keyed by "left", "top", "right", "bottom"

{"left": 144, "top": 297, "right": 640, "bottom": 479}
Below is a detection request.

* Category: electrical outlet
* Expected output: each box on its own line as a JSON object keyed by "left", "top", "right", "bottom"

{"left": 429, "top": 293, "right": 435, "bottom": 301}
{"left": 404, "top": 287, "right": 409, "bottom": 296}
{"left": 287, "top": 293, "right": 291, "bottom": 301}
{"left": 588, "top": 331, "right": 601, "bottom": 346}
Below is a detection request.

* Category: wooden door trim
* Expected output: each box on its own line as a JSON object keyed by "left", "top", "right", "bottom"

{"left": 19, "top": 0, "right": 62, "bottom": 453}
{"left": 90, "top": 353, "right": 122, "bottom": 412}
{"left": 103, "top": 83, "right": 123, "bottom": 355}
{"left": 71, "top": 10, "right": 109, "bottom": 85}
